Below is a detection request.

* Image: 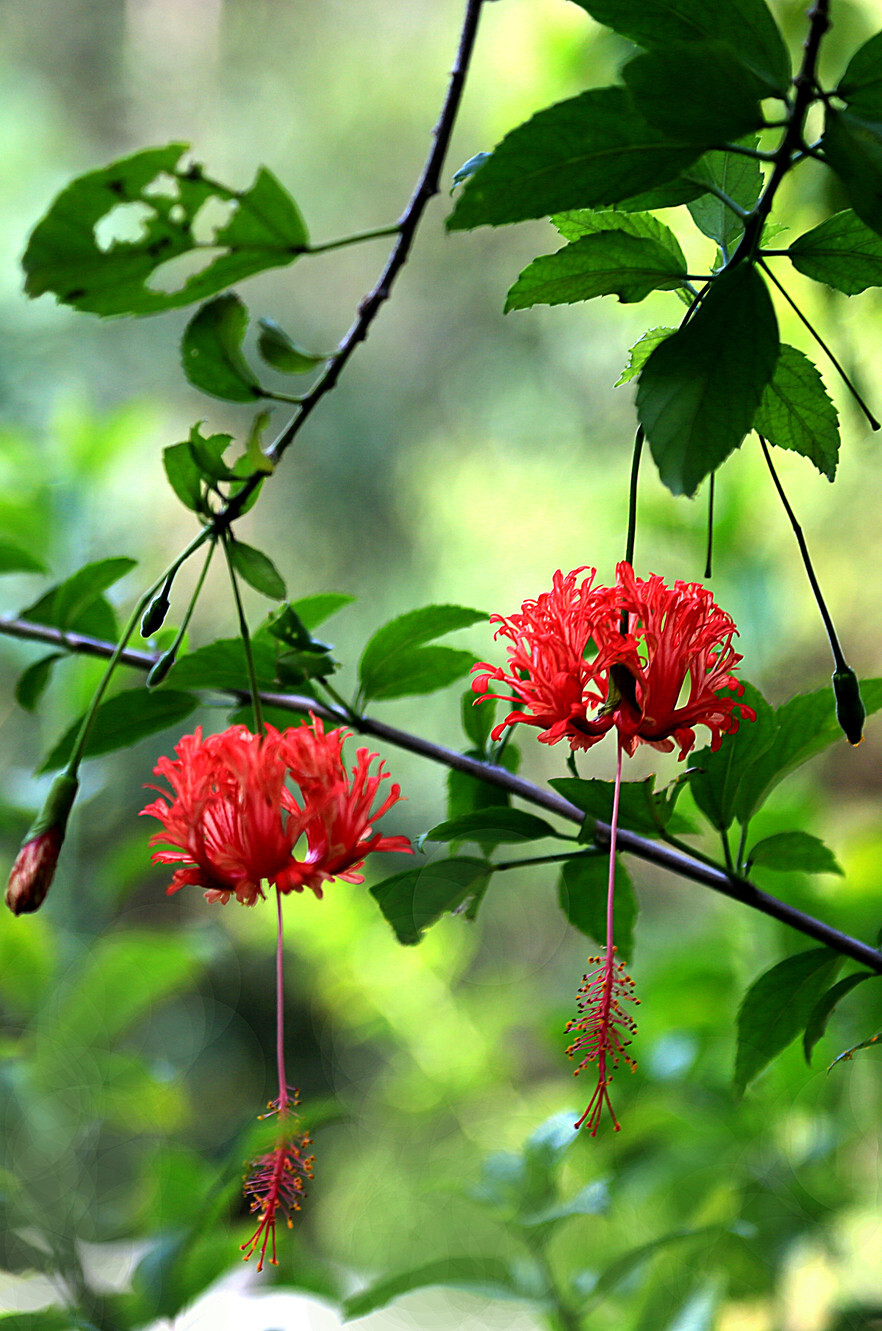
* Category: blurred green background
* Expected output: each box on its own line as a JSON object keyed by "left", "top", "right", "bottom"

{"left": 4, "top": 1, "right": 882, "bottom": 1327}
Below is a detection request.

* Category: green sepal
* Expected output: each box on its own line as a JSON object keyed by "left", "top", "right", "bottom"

{"left": 833, "top": 666, "right": 866, "bottom": 745}
{"left": 23, "top": 772, "right": 79, "bottom": 843}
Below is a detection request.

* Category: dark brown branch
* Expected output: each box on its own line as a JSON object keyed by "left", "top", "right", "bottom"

{"left": 216, "top": 0, "right": 489, "bottom": 528}
{"left": 3, "top": 614, "right": 881, "bottom": 975}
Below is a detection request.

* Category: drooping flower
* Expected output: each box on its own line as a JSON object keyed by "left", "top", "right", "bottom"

{"left": 241, "top": 1090, "right": 314, "bottom": 1272}
{"left": 472, "top": 562, "right": 754, "bottom": 760}
{"left": 5, "top": 773, "right": 79, "bottom": 916}
{"left": 141, "top": 718, "right": 411, "bottom": 905}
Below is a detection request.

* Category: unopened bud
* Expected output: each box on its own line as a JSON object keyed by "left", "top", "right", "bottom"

{"left": 5, "top": 773, "right": 79, "bottom": 915}
{"left": 147, "top": 648, "right": 177, "bottom": 689}
{"left": 833, "top": 666, "right": 865, "bottom": 746}
{"left": 141, "top": 589, "right": 171, "bottom": 638}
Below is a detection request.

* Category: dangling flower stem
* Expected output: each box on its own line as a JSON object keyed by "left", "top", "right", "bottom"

{"left": 221, "top": 532, "right": 264, "bottom": 735}
{"left": 275, "top": 885, "right": 289, "bottom": 1117}
{"left": 705, "top": 473, "right": 715, "bottom": 580}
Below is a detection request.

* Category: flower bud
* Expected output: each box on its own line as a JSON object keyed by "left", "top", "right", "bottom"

{"left": 833, "top": 666, "right": 865, "bottom": 746}
{"left": 147, "top": 648, "right": 177, "bottom": 689}
{"left": 5, "top": 773, "right": 79, "bottom": 915}
{"left": 141, "top": 589, "right": 171, "bottom": 638}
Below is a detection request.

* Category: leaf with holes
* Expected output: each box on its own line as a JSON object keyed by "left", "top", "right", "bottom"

{"left": 23, "top": 143, "right": 309, "bottom": 316}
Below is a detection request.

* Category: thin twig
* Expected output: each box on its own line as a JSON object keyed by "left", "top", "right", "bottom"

{"left": 2, "top": 613, "right": 880, "bottom": 974}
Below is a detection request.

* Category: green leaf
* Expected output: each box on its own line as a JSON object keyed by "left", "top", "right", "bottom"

{"left": 20, "top": 556, "right": 136, "bottom": 632}
{"left": 804, "top": 972, "right": 875, "bottom": 1064}
{"left": 461, "top": 688, "right": 496, "bottom": 751}
{"left": 0, "top": 1313, "right": 75, "bottom": 1329}
{"left": 568, "top": 0, "right": 791, "bottom": 94}
{"left": 163, "top": 439, "right": 205, "bottom": 512}
{"left": 505, "top": 231, "right": 687, "bottom": 311}
{"left": 15, "top": 653, "right": 63, "bottom": 712}
{"left": 734, "top": 948, "right": 841, "bottom": 1094}
{"left": 788, "top": 209, "right": 882, "bottom": 295}
{"left": 39, "top": 687, "right": 198, "bottom": 772}
{"left": 370, "top": 856, "right": 492, "bottom": 945}
{"left": 837, "top": 30, "right": 882, "bottom": 118}
{"left": 753, "top": 344, "right": 839, "bottom": 480}
{"left": 186, "top": 423, "right": 237, "bottom": 481}
{"left": 288, "top": 592, "right": 354, "bottom": 631}
{"left": 166, "top": 636, "right": 278, "bottom": 692}
{"left": 181, "top": 294, "right": 263, "bottom": 402}
{"left": 616, "top": 326, "right": 675, "bottom": 386}
{"left": 689, "top": 683, "right": 776, "bottom": 831}
{"left": 733, "top": 679, "right": 882, "bottom": 824}
{"left": 447, "top": 88, "right": 702, "bottom": 230}
{"left": 342, "top": 1257, "right": 522, "bottom": 1320}
{"left": 623, "top": 41, "right": 765, "bottom": 145}
{"left": 227, "top": 539, "right": 286, "bottom": 599}
{"left": 446, "top": 745, "right": 519, "bottom": 823}
{"left": 23, "top": 144, "right": 309, "bottom": 316}
{"left": 520, "top": 1178, "right": 611, "bottom": 1229}
{"left": 424, "top": 806, "right": 566, "bottom": 848}
{"left": 0, "top": 540, "right": 47, "bottom": 575}
{"left": 589, "top": 1225, "right": 740, "bottom": 1306}
{"left": 637, "top": 263, "right": 779, "bottom": 496}
{"left": 257, "top": 318, "right": 326, "bottom": 373}
{"left": 822, "top": 107, "right": 882, "bottom": 236}
{"left": 550, "top": 774, "right": 674, "bottom": 836}
{"left": 558, "top": 854, "right": 638, "bottom": 960}
{"left": 359, "top": 603, "right": 484, "bottom": 703}
{"left": 687, "top": 141, "right": 764, "bottom": 250}
{"left": 553, "top": 207, "right": 686, "bottom": 267}
{"left": 747, "top": 830, "right": 843, "bottom": 875}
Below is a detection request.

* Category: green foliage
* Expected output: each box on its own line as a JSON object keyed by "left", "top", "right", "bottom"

{"left": 822, "top": 108, "right": 882, "bottom": 237}
{"left": 23, "top": 144, "right": 309, "bottom": 316}
{"left": 637, "top": 264, "right": 780, "bottom": 496}
{"left": 616, "top": 326, "right": 674, "bottom": 385}
{"left": 370, "top": 856, "right": 492, "bottom": 944}
{"left": 424, "top": 805, "right": 568, "bottom": 849}
{"left": 342, "top": 1257, "right": 525, "bottom": 1319}
{"left": 754, "top": 344, "right": 840, "bottom": 481}
{"left": 836, "top": 29, "right": 882, "bottom": 117}
{"left": 0, "top": 540, "right": 47, "bottom": 575}
{"left": 159, "top": 635, "right": 278, "bottom": 691}
{"left": 687, "top": 143, "right": 763, "bottom": 251}
{"left": 787, "top": 209, "right": 882, "bottom": 295}
{"left": 447, "top": 88, "right": 702, "bottom": 230}
{"left": 358, "top": 603, "right": 484, "bottom": 703}
{"left": 505, "top": 231, "right": 687, "bottom": 311}
{"left": 746, "top": 830, "right": 843, "bottom": 875}
{"left": 622, "top": 41, "right": 765, "bottom": 145}
{"left": 181, "top": 294, "right": 264, "bottom": 402}
{"left": 567, "top": 0, "right": 791, "bottom": 94}
{"left": 21, "top": 557, "right": 136, "bottom": 638}
{"left": 558, "top": 852, "right": 638, "bottom": 960}
{"left": 803, "top": 972, "right": 875, "bottom": 1064}
{"left": 550, "top": 774, "right": 684, "bottom": 837}
{"left": 257, "top": 318, "right": 327, "bottom": 373}
{"left": 39, "top": 687, "right": 198, "bottom": 772}
{"left": 734, "top": 948, "right": 842, "bottom": 1094}
{"left": 226, "top": 538, "right": 286, "bottom": 599}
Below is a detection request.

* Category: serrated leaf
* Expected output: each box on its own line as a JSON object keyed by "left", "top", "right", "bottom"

{"left": 568, "top": 0, "right": 791, "bottom": 94}
{"left": 15, "top": 653, "right": 63, "bottom": 712}
{"left": 370, "top": 857, "right": 492, "bottom": 945}
{"left": 23, "top": 144, "right": 309, "bottom": 316}
{"left": 39, "top": 687, "right": 198, "bottom": 772}
{"left": 359, "top": 603, "right": 484, "bottom": 703}
{"left": 165, "top": 636, "right": 278, "bottom": 691}
{"left": 836, "top": 29, "right": 882, "bottom": 118}
{"left": 788, "top": 208, "right": 882, "bottom": 294}
{"left": 822, "top": 107, "right": 882, "bottom": 236}
{"left": 342, "top": 1257, "right": 521, "bottom": 1320}
{"left": 637, "top": 264, "right": 779, "bottom": 496}
{"left": 754, "top": 344, "right": 840, "bottom": 479}
{"left": 558, "top": 853, "right": 638, "bottom": 961}
{"left": 227, "top": 540, "right": 286, "bottom": 599}
{"left": 733, "top": 679, "right": 882, "bottom": 824}
{"left": 0, "top": 540, "right": 48, "bottom": 575}
{"left": 689, "top": 683, "right": 776, "bottom": 831}
{"left": 623, "top": 41, "right": 765, "bottom": 145}
{"left": 506, "top": 231, "right": 687, "bottom": 311}
{"left": 616, "top": 326, "right": 675, "bottom": 385}
{"left": 20, "top": 556, "right": 136, "bottom": 632}
{"left": 804, "top": 971, "right": 876, "bottom": 1064}
{"left": 181, "top": 293, "right": 263, "bottom": 402}
{"left": 257, "top": 318, "right": 326, "bottom": 373}
{"left": 447, "top": 88, "right": 702, "bottom": 231}
{"left": 734, "top": 948, "right": 841, "bottom": 1094}
{"left": 186, "top": 423, "right": 237, "bottom": 481}
{"left": 747, "top": 831, "right": 843, "bottom": 875}
{"left": 425, "top": 806, "right": 566, "bottom": 848}
{"left": 687, "top": 141, "right": 764, "bottom": 251}
{"left": 553, "top": 208, "right": 686, "bottom": 266}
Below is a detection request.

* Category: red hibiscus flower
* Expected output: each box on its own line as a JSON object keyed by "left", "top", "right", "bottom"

{"left": 473, "top": 562, "right": 754, "bottom": 760}
{"left": 141, "top": 717, "right": 411, "bottom": 905}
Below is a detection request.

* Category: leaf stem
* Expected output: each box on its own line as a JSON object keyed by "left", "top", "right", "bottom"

{"left": 758, "top": 258, "right": 880, "bottom": 429}
{"left": 304, "top": 224, "right": 401, "bottom": 255}
{"left": 758, "top": 433, "right": 848, "bottom": 671}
